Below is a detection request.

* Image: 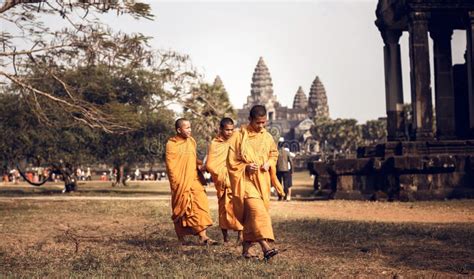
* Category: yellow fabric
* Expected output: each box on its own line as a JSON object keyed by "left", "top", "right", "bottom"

{"left": 206, "top": 135, "right": 243, "bottom": 231}
{"left": 166, "top": 135, "right": 212, "bottom": 236}
{"left": 243, "top": 198, "right": 274, "bottom": 241}
{"left": 228, "top": 125, "right": 284, "bottom": 242}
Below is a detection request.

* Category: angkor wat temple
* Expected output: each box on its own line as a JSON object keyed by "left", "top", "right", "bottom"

{"left": 236, "top": 57, "right": 329, "bottom": 153}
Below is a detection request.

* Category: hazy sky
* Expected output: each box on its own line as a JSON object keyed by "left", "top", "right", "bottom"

{"left": 14, "top": 0, "right": 469, "bottom": 122}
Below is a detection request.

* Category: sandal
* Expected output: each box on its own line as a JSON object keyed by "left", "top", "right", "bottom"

{"left": 263, "top": 248, "right": 279, "bottom": 261}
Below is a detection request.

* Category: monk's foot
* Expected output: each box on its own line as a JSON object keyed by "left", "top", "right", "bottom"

{"left": 263, "top": 248, "right": 279, "bottom": 261}
{"left": 200, "top": 237, "right": 219, "bottom": 246}
{"left": 242, "top": 252, "right": 259, "bottom": 260}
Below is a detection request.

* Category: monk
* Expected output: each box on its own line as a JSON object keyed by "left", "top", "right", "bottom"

{"left": 206, "top": 117, "right": 243, "bottom": 243}
{"left": 227, "top": 105, "right": 285, "bottom": 260}
{"left": 165, "top": 118, "right": 216, "bottom": 245}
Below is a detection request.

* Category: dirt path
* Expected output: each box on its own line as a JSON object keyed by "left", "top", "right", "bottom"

{"left": 0, "top": 195, "right": 216, "bottom": 201}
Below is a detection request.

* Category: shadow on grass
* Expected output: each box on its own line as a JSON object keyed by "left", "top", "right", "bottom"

{"left": 274, "top": 218, "right": 474, "bottom": 274}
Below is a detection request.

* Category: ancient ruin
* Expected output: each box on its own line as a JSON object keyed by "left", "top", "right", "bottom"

{"left": 308, "top": 0, "right": 474, "bottom": 200}
{"left": 237, "top": 57, "right": 329, "bottom": 154}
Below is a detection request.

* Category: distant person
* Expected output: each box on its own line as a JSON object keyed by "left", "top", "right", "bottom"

{"left": 86, "top": 167, "right": 92, "bottom": 181}
{"left": 228, "top": 105, "right": 284, "bottom": 260}
{"left": 134, "top": 167, "right": 141, "bottom": 181}
{"left": 165, "top": 118, "right": 215, "bottom": 245}
{"left": 206, "top": 117, "right": 243, "bottom": 243}
{"left": 276, "top": 145, "right": 294, "bottom": 201}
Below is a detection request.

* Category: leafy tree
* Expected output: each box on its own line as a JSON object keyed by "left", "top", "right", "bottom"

{"left": 182, "top": 80, "right": 236, "bottom": 158}
{"left": 0, "top": 0, "right": 157, "bottom": 132}
{"left": 360, "top": 119, "right": 387, "bottom": 145}
{"left": 312, "top": 118, "right": 363, "bottom": 155}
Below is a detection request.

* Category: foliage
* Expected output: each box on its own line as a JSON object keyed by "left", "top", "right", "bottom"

{"left": 311, "top": 117, "right": 387, "bottom": 154}
{"left": 183, "top": 81, "right": 236, "bottom": 158}
{"left": 0, "top": 0, "right": 159, "bottom": 132}
{"left": 361, "top": 119, "right": 387, "bottom": 145}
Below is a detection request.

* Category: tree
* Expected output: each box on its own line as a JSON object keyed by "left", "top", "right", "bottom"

{"left": 311, "top": 118, "right": 363, "bottom": 156}
{"left": 360, "top": 119, "right": 387, "bottom": 145}
{"left": 0, "top": 0, "right": 158, "bottom": 132}
{"left": 182, "top": 80, "right": 236, "bottom": 158}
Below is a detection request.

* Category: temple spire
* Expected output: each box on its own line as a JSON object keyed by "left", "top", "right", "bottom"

{"left": 308, "top": 76, "right": 329, "bottom": 120}
{"left": 244, "top": 57, "right": 278, "bottom": 109}
{"left": 213, "top": 75, "right": 227, "bottom": 93}
{"left": 292, "top": 86, "right": 308, "bottom": 109}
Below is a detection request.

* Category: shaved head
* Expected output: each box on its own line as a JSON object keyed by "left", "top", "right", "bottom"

{"left": 249, "top": 105, "right": 266, "bottom": 120}
{"left": 175, "top": 118, "right": 192, "bottom": 138}
{"left": 175, "top": 118, "right": 188, "bottom": 131}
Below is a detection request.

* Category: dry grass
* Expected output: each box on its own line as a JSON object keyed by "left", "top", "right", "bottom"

{"left": 1, "top": 172, "right": 473, "bottom": 277}
{"left": 0, "top": 198, "right": 473, "bottom": 277}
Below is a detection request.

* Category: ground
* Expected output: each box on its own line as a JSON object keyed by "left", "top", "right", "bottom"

{"left": 0, "top": 172, "right": 473, "bottom": 277}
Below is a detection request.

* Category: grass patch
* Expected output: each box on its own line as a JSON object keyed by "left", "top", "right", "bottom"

{"left": 0, "top": 199, "right": 473, "bottom": 277}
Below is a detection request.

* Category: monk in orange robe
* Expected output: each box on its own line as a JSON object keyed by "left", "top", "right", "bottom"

{"left": 228, "top": 105, "right": 285, "bottom": 260}
{"left": 165, "top": 118, "right": 215, "bottom": 245}
{"left": 206, "top": 117, "right": 243, "bottom": 243}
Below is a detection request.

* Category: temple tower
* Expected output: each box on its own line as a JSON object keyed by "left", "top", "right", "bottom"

{"left": 213, "top": 75, "right": 225, "bottom": 91}
{"left": 292, "top": 86, "right": 308, "bottom": 110}
{"left": 244, "top": 57, "right": 279, "bottom": 120}
{"left": 308, "top": 76, "right": 330, "bottom": 120}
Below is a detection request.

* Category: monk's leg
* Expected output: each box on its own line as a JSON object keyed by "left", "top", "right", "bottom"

{"left": 242, "top": 240, "right": 253, "bottom": 257}
{"left": 197, "top": 229, "right": 208, "bottom": 241}
{"left": 258, "top": 239, "right": 271, "bottom": 253}
{"left": 222, "top": 229, "right": 229, "bottom": 242}
{"left": 237, "top": 230, "right": 243, "bottom": 244}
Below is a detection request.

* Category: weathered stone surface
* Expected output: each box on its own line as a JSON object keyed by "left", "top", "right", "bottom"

{"left": 243, "top": 57, "right": 278, "bottom": 110}
{"left": 237, "top": 57, "right": 327, "bottom": 150}
{"left": 292, "top": 86, "right": 307, "bottom": 110}
{"left": 308, "top": 76, "right": 329, "bottom": 121}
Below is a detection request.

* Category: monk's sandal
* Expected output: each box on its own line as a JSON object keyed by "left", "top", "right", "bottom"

{"left": 263, "top": 248, "right": 279, "bottom": 261}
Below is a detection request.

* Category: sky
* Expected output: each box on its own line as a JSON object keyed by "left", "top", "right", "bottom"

{"left": 11, "top": 0, "right": 468, "bottom": 123}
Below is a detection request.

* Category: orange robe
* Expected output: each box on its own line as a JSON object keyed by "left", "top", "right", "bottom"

{"left": 165, "top": 135, "right": 213, "bottom": 237}
{"left": 206, "top": 135, "right": 243, "bottom": 231}
{"left": 228, "top": 125, "right": 284, "bottom": 242}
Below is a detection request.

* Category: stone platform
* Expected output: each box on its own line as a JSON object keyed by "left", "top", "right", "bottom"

{"left": 308, "top": 141, "right": 474, "bottom": 201}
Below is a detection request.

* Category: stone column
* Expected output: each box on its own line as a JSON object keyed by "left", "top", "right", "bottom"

{"left": 408, "top": 12, "right": 434, "bottom": 140}
{"left": 431, "top": 28, "right": 456, "bottom": 139}
{"left": 467, "top": 11, "right": 474, "bottom": 135}
{"left": 382, "top": 30, "right": 406, "bottom": 141}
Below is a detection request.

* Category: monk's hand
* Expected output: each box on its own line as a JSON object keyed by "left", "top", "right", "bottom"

{"left": 198, "top": 164, "right": 206, "bottom": 172}
{"left": 246, "top": 163, "right": 259, "bottom": 174}
{"left": 260, "top": 162, "right": 270, "bottom": 172}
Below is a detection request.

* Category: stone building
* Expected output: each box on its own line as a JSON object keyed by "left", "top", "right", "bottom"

{"left": 236, "top": 57, "right": 329, "bottom": 153}
{"left": 308, "top": 0, "right": 474, "bottom": 200}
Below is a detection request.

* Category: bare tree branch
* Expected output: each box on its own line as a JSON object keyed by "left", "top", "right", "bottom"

{"left": 0, "top": 44, "right": 71, "bottom": 56}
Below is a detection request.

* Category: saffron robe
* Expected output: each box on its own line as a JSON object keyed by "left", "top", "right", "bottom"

{"left": 206, "top": 135, "right": 243, "bottom": 231}
{"left": 227, "top": 125, "right": 284, "bottom": 242}
{"left": 165, "top": 135, "right": 213, "bottom": 237}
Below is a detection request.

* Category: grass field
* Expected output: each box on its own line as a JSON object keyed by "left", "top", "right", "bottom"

{"left": 1, "top": 172, "right": 473, "bottom": 277}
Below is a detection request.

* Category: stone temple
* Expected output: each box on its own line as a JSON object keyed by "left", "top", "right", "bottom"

{"left": 237, "top": 57, "right": 329, "bottom": 153}
{"left": 308, "top": 0, "right": 474, "bottom": 201}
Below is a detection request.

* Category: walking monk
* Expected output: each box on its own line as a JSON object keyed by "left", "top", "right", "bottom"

{"left": 165, "top": 118, "right": 216, "bottom": 245}
{"left": 227, "top": 105, "right": 285, "bottom": 260}
{"left": 206, "top": 117, "right": 243, "bottom": 243}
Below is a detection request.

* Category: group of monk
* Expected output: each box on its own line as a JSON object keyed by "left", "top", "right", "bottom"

{"left": 165, "top": 105, "right": 285, "bottom": 260}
